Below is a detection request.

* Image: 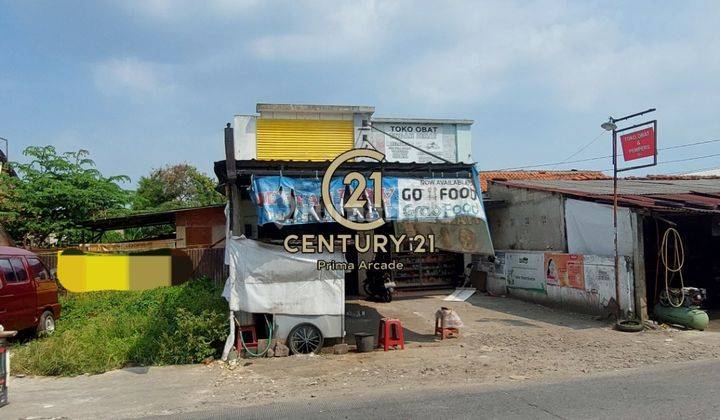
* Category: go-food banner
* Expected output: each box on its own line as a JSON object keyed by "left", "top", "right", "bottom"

{"left": 251, "top": 176, "right": 487, "bottom": 226}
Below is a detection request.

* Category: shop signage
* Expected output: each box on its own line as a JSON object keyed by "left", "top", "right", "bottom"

{"left": 620, "top": 127, "right": 655, "bottom": 161}
{"left": 252, "top": 174, "right": 485, "bottom": 227}
{"left": 369, "top": 122, "right": 457, "bottom": 163}
{"left": 250, "top": 149, "right": 493, "bottom": 261}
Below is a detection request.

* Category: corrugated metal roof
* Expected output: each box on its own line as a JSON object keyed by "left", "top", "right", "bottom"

{"left": 478, "top": 170, "right": 609, "bottom": 192}
{"left": 491, "top": 178, "right": 720, "bottom": 213}
{"left": 499, "top": 178, "right": 720, "bottom": 195}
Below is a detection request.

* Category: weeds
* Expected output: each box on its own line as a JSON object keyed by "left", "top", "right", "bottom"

{"left": 11, "top": 278, "right": 228, "bottom": 376}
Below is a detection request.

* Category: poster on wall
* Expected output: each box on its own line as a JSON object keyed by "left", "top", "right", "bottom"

{"left": 505, "top": 252, "right": 546, "bottom": 292}
{"left": 369, "top": 123, "right": 457, "bottom": 163}
{"left": 544, "top": 253, "right": 585, "bottom": 289}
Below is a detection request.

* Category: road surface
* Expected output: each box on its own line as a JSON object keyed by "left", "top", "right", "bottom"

{"left": 155, "top": 360, "right": 720, "bottom": 419}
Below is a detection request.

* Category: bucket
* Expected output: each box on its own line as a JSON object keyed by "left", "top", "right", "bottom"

{"left": 354, "top": 332, "right": 374, "bottom": 352}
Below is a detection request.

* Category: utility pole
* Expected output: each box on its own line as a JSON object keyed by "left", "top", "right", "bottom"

{"left": 601, "top": 108, "right": 657, "bottom": 318}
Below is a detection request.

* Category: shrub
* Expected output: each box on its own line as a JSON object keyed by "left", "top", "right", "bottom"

{"left": 11, "top": 278, "right": 228, "bottom": 376}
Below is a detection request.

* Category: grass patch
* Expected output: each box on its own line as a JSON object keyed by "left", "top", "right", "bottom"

{"left": 11, "top": 278, "right": 228, "bottom": 376}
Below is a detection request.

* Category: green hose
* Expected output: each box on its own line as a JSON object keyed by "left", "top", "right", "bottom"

{"left": 237, "top": 314, "right": 274, "bottom": 357}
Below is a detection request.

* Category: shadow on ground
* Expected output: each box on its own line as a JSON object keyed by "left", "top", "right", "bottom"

{"left": 345, "top": 302, "right": 436, "bottom": 346}
{"left": 464, "top": 293, "right": 606, "bottom": 331}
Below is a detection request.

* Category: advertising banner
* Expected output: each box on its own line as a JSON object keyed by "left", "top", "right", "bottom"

{"left": 620, "top": 127, "right": 656, "bottom": 161}
{"left": 395, "top": 216, "right": 494, "bottom": 254}
{"left": 544, "top": 253, "right": 585, "bottom": 289}
{"left": 505, "top": 252, "right": 546, "bottom": 292}
{"left": 251, "top": 176, "right": 486, "bottom": 225}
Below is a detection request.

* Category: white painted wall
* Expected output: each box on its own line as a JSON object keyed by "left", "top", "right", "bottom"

{"left": 233, "top": 115, "right": 257, "bottom": 160}
{"left": 456, "top": 124, "right": 473, "bottom": 163}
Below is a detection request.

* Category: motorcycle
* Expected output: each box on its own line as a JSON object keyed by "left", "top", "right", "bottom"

{"left": 363, "top": 269, "right": 395, "bottom": 303}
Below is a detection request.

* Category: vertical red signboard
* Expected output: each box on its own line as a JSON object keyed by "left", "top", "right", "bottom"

{"left": 620, "top": 127, "right": 656, "bottom": 161}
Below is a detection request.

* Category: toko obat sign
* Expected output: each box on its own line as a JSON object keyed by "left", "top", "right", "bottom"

{"left": 251, "top": 175, "right": 486, "bottom": 225}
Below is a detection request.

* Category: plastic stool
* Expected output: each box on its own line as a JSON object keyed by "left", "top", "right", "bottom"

{"left": 236, "top": 324, "right": 258, "bottom": 351}
{"left": 377, "top": 318, "right": 405, "bottom": 351}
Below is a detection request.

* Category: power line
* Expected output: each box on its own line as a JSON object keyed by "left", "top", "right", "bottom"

{"left": 553, "top": 130, "right": 606, "bottom": 167}
{"left": 596, "top": 152, "right": 720, "bottom": 173}
{"left": 494, "top": 138, "right": 720, "bottom": 171}
{"left": 668, "top": 164, "right": 720, "bottom": 175}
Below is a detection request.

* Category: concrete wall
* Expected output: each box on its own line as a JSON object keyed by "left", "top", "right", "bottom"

{"left": 482, "top": 250, "right": 635, "bottom": 317}
{"left": 233, "top": 115, "right": 257, "bottom": 160}
{"left": 486, "top": 183, "right": 567, "bottom": 252}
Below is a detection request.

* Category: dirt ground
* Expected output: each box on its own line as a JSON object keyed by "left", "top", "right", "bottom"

{"left": 8, "top": 291, "right": 720, "bottom": 418}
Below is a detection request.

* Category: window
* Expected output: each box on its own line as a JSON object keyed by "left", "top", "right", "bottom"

{"left": 27, "top": 258, "right": 50, "bottom": 281}
{"left": 9, "top": 257, "right": 28, "bottom": 283}
{"left": 0, "top": 259, "right": 16, "bottom": 284}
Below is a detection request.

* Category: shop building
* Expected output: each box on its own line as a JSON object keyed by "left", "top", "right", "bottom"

{"left": 481, "top": 176, "right": 720, "bottom": 322}
{"left": 219, "top": 103, "right": 491, "bottom": 295}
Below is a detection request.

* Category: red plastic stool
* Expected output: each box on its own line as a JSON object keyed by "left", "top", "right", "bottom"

{"left": 236, "top": 324, "right": 258, "bottom": 352}
{"left": 377, "top": 318, "right": 405, "bottom": 351}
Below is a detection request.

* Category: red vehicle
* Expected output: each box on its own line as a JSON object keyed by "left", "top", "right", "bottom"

{"left": 0, "top": 247, "right": 60, "bottom": 335}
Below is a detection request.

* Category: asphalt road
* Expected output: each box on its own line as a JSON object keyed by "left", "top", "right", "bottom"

{"left": 155, "top": 360, "right": 720, "bottom": 420}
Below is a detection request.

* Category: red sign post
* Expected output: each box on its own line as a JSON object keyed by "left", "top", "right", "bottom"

{"left": 620, "top": 127, "right": 656, "bottom": 161}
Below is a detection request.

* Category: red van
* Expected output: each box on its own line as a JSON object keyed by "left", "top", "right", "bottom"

{"left": 0, "top": 247, "right": 61, "bottom": 335}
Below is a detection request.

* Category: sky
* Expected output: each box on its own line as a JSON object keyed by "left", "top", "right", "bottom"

{"left": 2, "top": 0, "right": 720, "bottom": 186}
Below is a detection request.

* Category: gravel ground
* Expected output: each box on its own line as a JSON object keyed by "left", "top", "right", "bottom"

{"left": 8, "top": 292, "right": 720, "bottom": 418}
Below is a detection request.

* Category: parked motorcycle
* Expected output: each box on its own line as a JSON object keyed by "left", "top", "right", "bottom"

{"left": 363, "top": 269, "right": 395, "bottom": 302}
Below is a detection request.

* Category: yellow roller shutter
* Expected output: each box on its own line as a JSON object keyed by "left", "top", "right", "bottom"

{"left": 256, "top": 119, "right": 354, "bottom": 161}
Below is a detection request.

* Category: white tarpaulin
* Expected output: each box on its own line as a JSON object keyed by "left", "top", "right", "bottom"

{"left": 565, "top": 199, "right": 634, "bottom": 257}
{"left": 222, "top": 236, "right": 346, "bottom": 315}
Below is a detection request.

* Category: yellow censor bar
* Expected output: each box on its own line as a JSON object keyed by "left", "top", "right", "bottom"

{"left": 57, "top": 251, "right": 173, "bottom": 292}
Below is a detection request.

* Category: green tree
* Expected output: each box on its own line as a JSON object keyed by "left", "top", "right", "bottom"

{"left": 0, "top": 146, "right": 131, "bottom": 247}
{"left": 133, "top": 164, "right": 223, "bottom": 211}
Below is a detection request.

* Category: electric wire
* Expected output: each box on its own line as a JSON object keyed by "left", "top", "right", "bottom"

{"left": 553, "top": 130, "right": 606, "bottom": 167}
{"left": 494, "top": 138, "right": 720, "bottom": 171}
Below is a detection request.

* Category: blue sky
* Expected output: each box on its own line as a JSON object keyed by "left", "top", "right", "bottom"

{"left": 2, "top": 1, "right": 720, "bottom": 185}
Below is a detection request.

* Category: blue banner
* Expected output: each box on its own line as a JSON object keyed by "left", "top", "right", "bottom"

{"left": 251, "top": 175, "right": 486, "bottom": 226}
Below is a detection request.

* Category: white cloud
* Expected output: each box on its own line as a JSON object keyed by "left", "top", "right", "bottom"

{"left": 249, "top": 0, "right": 401, "bottom": 61}
{"left": 93, "top": 58, "right": 174, "bottom": 98}
{"left": 382, "top": 2, "right": 720, "bottom": 110}
{"left": 116, "top": 0, "right": 259, "bottom": 21}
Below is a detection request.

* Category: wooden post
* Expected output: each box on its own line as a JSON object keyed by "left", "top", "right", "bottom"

{"left": 632, "top": 213, "right": 648, "bottom": 320}
{"left": 223, "top": 122, "right": 252, "bottom": 326}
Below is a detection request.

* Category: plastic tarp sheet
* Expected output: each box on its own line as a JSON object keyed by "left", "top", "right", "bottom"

{"left": 222, "top": 236, "right": 346, "bottom": 315}
{"left": 565, "top": 199, "right": 634, "bottom": 257}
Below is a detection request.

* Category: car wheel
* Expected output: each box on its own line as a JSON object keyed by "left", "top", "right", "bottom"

{"left": 287, "top": 323, "right": 324, "bottom": 354}
{"left": 37, "top": 310, "right": 56, "bottom": 336}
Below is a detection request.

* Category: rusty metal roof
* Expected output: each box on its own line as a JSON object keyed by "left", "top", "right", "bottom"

{"left": 478, "top": 170, "right": 609, "bottom": 192}
{"left": 491, "top": 178, "right": 720, "bottom": 213}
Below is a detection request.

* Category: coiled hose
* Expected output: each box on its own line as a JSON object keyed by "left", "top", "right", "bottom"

{"left": 660, "top": 227, "right": 685, "bottom": 307}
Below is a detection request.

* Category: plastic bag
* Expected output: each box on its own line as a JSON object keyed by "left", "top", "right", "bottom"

{"left": 436, "top": 307, "right": 464, "bottom": 328}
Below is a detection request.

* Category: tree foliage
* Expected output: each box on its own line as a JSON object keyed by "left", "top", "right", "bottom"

{"left": 0, "top": 146, "right": 131, "bottom": 247}
{"left": 133, "top": 164, "right": 223, "bottom": 211}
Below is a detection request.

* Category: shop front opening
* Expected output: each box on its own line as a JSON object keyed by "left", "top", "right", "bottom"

{"left": 643, "top": 214, "right": 720, "bottom": 328}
